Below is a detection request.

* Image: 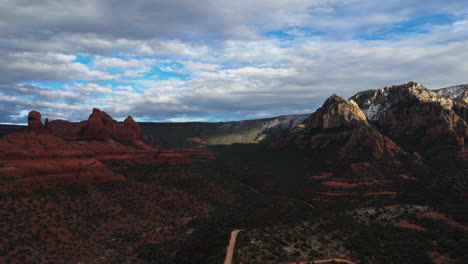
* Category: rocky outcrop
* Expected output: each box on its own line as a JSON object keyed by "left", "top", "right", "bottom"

{"left": 351, "top": 82, "right": 468, "bottom": 162}
{"left": 0, "top": 109, "right": 216, "bottom": 193}
{"left": 27, "top": 110, "right": 47, "bottom": 133}
{"left": 123, "top": 116, "right": 142, "bottom": 140}
{"left": 290, "top": 94, "right": 408, "bottom": 161}
{"left": 351, "top": 82, "right": 454, "bottom": 122}
{"left": 458, "top": 90, "right": 468, "bottom": 105}
{"left": 26, "top": 108, "right": 143, "bottom": 142}
{"left": 268, "top": 94, "right": 421, "bottom": 201}
{"left": 84, "top": 108, "right": 141, "bottom": 141}
{"left": 301, "top": 94, "right": 367, "bottom": 129}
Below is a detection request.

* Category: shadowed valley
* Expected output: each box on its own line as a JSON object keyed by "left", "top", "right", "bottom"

{"left": 1, "top": 82, "right": 467, "bottom": 264}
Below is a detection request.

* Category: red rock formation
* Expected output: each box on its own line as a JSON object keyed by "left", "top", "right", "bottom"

{"left": 123, "top": 116, "right": 142, "bottom": 141}
{"left": 0, "top": 131, "right": 206, "bottom": 193}
{"left": 27, "top": 110, "right": 46, "bottom": 133}
{"left": 0, "top": 109, "right": 216, "bottom": 193}
{"left": 83, "top": 108, "right": 142, "bottom": 141}
{"left": 27, "top": 108, "right": 142, "bottom": 142}
{"left": 0, "top": 133, "right": 125, "bottom": 193}
{"left": 46, "top": 120, "right": 86, "bottom": 139}
{"left": 84, "top": 108, "right": 117, "bottom": 140}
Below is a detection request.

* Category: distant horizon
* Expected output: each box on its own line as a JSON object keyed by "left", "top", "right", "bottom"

{"left": 1, "top": 81, "right": 465, "bottom": 126}
{"left": 0, "top": 108, "right": 312, "bottom": 126}
{"left": 1, "top": 1, "right": 468, "bottom": 124}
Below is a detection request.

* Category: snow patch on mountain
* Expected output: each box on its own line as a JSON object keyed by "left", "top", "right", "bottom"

{"left": 262, "top": 114, "right": 308, "bottom": 131}
{"left": 354, "top": 89, "right": 391, "bottom": 121}
{"left": 363, "top": 103, "right": 386, "bottom": 121}
{"left": 435, "top": 84, "right": 468, "bottom": 99}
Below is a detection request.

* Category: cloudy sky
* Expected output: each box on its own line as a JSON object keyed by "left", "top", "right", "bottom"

{"left": 1, "top": 0, "right": 467, "bottom": 124}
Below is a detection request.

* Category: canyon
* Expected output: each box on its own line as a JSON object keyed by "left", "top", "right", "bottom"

{"left": 0, "top": 82, "right": 467, "bottom": 264}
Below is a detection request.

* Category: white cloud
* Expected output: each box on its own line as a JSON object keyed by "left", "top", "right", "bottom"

{"left": 1, "top": 0, "right": 468, "bottom": 123}
{"left": 183, "top": 61, "right": 221, "bottom": 72}
{"left": 69, "top": 83, "right": 113, "bottom": 94}
{"left": 0, "top": 51, "right": 111, "bottom": 82}
{"left": 93, "top": 57, "right": 146, "bottom": 69}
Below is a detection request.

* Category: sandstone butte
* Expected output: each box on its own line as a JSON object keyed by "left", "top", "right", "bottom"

{"left": 267, "top": 94, "right": 423, "bottom": 204}
{"left": 0, "top": 109, "right": 215, "bottom": 193}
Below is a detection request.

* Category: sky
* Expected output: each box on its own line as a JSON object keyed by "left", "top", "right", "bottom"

{"left": 0, "top": 0, "right": 467, "bottom": 124}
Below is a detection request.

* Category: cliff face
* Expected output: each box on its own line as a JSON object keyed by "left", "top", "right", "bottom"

{"left": 301, "top": 94, "right": 367, "bottom": 129}
{"left": 351, "top": 82, "right": 468, "bottom": 162}
{"left": 140, "top": 114, "right": 309, "bottom": 148}
{"left": 351, "top": 82, "right": 461, "bottom": 132}
{"left": 289, "top": 94, "right": 413, "bottom": 162}
{"left": 268, "top": 94, "right": 422, "bottom": 203}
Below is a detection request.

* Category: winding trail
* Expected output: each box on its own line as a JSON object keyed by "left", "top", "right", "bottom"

{"left": 224, "top": 229, "right": 242, "bottom": 264}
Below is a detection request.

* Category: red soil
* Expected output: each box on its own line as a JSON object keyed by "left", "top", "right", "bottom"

{"left": 156, "top": 150, "right": 192, "bottom": 165}
{"left": 394, "top": 219, "right": 426, "bottom": 231}
{"left": 363, "top": 191, "right": 397, "bottom": 196}
{"left": 427, "top": 251, "right": 454, "bottom": 264}
{"left": 171, "top": 148, "right": 216, "bottom": 163}
{"left": 0, "top": 177, "right": 215, "bottom": 263}
{"left": 321, "top": 181, "right": 358, "bottom": 189}
{"left": 384, "top": 204, "right": 402, "bottom": 209}
{"left": 309, "top": 172, "right": 334, "bottom": 180}
{"left": 399, "top": 174, "right": 416, "bottom": 180}
{"left": 417, "top": 211, "right": 468, "bottom": 230}
{"left": 316, "top": 191, "right": 351, "bottom": 196}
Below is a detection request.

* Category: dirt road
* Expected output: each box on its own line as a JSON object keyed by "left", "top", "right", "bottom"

{"left": 224, "top": 229, "right": 242, "bottom": 264}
